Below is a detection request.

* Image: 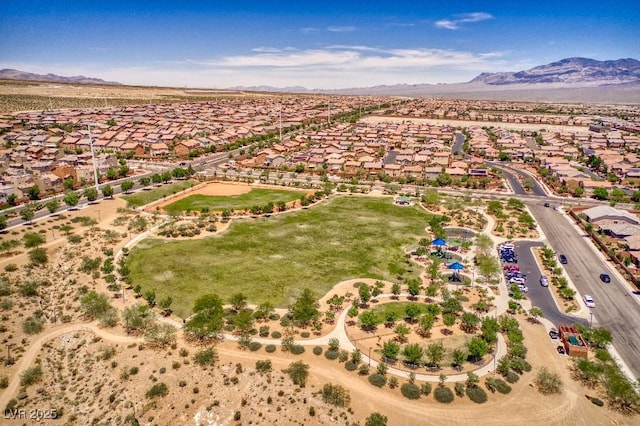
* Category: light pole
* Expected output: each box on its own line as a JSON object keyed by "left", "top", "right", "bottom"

{"left": 589, "top": 311, "right": 593, "bottom": 329}
{"left": 368, "top": 347, "right": 371, "bottom": 367}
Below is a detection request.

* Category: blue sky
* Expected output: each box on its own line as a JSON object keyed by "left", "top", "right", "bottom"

{"left": 1, "top": 1, "right": 638, "bottom": 89}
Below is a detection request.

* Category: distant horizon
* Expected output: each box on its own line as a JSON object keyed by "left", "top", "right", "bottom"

{"left": 1, "top": 1, "right": 638, "bottom": 89}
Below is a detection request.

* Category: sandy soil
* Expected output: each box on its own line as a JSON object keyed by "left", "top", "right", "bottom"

{"left": 1, "top": 191, "right": 637, "bottom": 425}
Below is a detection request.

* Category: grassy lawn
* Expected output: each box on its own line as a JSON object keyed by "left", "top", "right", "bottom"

{"left": 123, "top": 180, "right": 197, "bottom": 208}
{"left": 162, "top": 188, "right": 307, "bottom": 215}
{"left": 127, "top": 196, "right": 433, "bottom": 317}
{"left": 369, "top": 302, "right": 431, "bottom": 323}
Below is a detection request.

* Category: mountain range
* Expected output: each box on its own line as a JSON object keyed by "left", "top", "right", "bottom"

{"left": 1, "top": 58, "right": 638, "bottom": 103}
{"left": 0, "top": 69, "right": 121, "bottom": 85}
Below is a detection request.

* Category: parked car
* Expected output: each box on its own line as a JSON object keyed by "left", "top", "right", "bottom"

{"left": 509, "top": 277, "right": 526, "bottom": 285}
{"left": 557, "top": 345, "right": 566, "bottom": 355}
{"left": 549, "top": 327, "right": 559, "bottom": 339}
{"left": 559, "top": 254, "right": 568, "bottom": 264}
{"left": 600, "top": 273, "right": 611, "bottom": 283}
{"left": 540, "top": 275, "right": 549, "bottom": 287}
{"left": 583, "top": 294, "right": 595, "bottom": 308}
{"left": 518, "top": 284, "right": 529, "bottom": 293}
{"left": 544, "top": 202, "right": 550, "bottom": 207}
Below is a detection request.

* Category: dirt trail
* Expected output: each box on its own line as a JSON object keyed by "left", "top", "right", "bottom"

{"left": 0, "top": 322, "right": 140, "bottom": 411}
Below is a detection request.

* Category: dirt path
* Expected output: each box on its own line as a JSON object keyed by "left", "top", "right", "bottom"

{"left": 0, "top": 322, "right": 140, "bottom": 411}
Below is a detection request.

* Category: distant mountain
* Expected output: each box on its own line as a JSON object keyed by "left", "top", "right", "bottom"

{"left": 469, "top": 57, "right": 640, "bottom": 85}
{"left": 227, "top": 85, "right": 311, "bottom": 93}
{"left": 0, "top": 69, "right": 122, "bottom": 85}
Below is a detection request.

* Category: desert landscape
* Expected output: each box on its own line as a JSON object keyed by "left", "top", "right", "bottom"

{"left": 1, "top": 180, "right": 638, "bottom": 425}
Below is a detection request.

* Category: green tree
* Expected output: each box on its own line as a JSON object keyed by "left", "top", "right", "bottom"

{"left": 382, "top": 340, "right": 400, "bottom": 361}
{"left": 121, "top": 180, "right": 134, "bottom": 193}
{"left": 229, "top": 292, "right": 248, "bottom": 312}
{"left": 467, "top": 337, "right": 489, "bottom": 361}
{"left": 26, "top": 185, "right": 40, "bottom": 200}
{"left": 460, "top": 312, "right": 481, "bottom": 333}
{"left": 139, "top": 177, "right": 151, "bottom": 186}
{"left": 358, "top": 284, "right": 371, "bottom": 305}
{"left": 481, "top": 317, "right": 499, "bottom": 344}
{"left": 0, "top": 215, "right": 6, "bottom": 231}
{"left": 20, "top": 204, "right": 35, "bottom": 223}
{"left": 425, "top": 343, "right": 445, "bottom": 368}
{"left": 406, "top": 279, "right": 421, "bottom": 298}
{"left": 452, "top": 348, "right": 466, "bottom": 370}
{"left": 159, "top": 296, "right": 173, "bottom": 315}
{"left": 46, "top": 199, "right": 60, "bottom": 214}
{"left": 84, "top": 187, "right": 98, "bottom": 202}
{"left": 289, "top": 288, "right": 320, "bottom": 327}
{"left": 63, "top": 191, "right": 80, "bottom": 207}
{"left": 403, "top": 343, "right": 424, "bottom": 365}
{"left": 417, "top": 313, "right": 435, "bottom": 337}
{"left": 101, "top": 184, "right": 114, "bottom": 198}
{"left": 394, "top": 323, "right": 411, "bottom": 343}
{"left": 233, "top": 309, "right": 255, "bottom": 335}
{"left": 422, "top": 189, "right": 440, "bottom": 207}
{"left": 359, "top": 310, "right": 378, "bottom": 331}
{"left": 184, "top": 294, "right": 225, "bottom": 340}
{"left": 391, "top": 282, "right": 401, "bottom": 298}
{"left": 593, "top": 187, "right": 609, "bottom": 200}
{"left": 285, "top": 360, "right": 310, "bottom": 387}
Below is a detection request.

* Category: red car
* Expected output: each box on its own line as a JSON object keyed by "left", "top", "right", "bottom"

{"left": 503, "top": 265, "right": 520, "bottom": 271}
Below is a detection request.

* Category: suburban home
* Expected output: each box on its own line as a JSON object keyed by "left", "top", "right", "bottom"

{"left": 583, "top": 205, "right": 640, "bottom": 225}
{"left": 174, "top": 140, "right": 203, "bottom": 157}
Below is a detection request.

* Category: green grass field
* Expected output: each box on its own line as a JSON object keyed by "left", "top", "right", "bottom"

{"left": 123, "top": 181, "right": 198, "bottom": 208}
{"left": 163, "top": 188, "right": 307, "bottom": 215}
{"left": 127, "top": 196, "right": 433, "bottom": 317}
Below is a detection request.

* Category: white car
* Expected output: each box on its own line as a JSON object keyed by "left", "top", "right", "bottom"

{"left": 518, "top": 284, "right": 529, "bottom": 293}
{"left": 540, "top": 276, "right": 549, "bottom": 287}
{"left": 583, "top": 294, "right": 595, "bottom": 308}
{"left": 510, "top": 277, "right": 526, "bottom": 285}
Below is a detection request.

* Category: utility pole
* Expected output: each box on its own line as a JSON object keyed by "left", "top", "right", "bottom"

{"left": 88, "top": 125, "right": 100, "bottom": 193}
{"left": 279, "top": 103, "right": 283, "bottom": 141}
{"left": 328, "top": 102, "right": 331, "bottom": 124}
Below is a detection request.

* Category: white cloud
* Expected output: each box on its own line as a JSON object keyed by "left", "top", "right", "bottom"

{"left": 326, "top": 26, "right": 356, "bottom": 32}
{"left": 435, "top": 12, "right": 494, "bottom": 30}
{"left": 1, "top": 44, "right": 511, "bottom": 89}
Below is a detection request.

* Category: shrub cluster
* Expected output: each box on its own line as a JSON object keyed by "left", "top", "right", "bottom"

{"left": 324, "top": 350, "right": 340, "bottom": 360}
{"left": 312, "top": 346, "right": 323, "bottom": 356}
{"left": 368, "top": 374, "right": 387, "bottom": 388}
{"left": 466, "top": 386, "right": 488, "bottom": 403}
{"left": 434, "top": 386, "right": 455, "bottom": 403}
{"left": 400, "top": 383, "right": 421, "bottom": 400}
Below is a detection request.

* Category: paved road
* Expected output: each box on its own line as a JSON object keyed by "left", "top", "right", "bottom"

{"left": 530, "top": 203, "right": 640, "bottom": 378}
{"left": 514, "top": 241, "right": 587, "bottom": 328}
{"left": 489, "top": 163, "right": 546, "bottom": 196}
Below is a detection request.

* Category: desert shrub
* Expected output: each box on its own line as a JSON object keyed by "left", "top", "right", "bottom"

{"left": 255, "top": 360, "right": 272, "bottom": 373}
{"left": 265, "top": 344, "right": 276, "bottom": 353}
{"left": 434, "top": 386, "right": 455, "bottom": 403}
{"left": 535, "top": 367, "right": 562, "bottom": 395}
{"left": 486, "top": 377, "right": 511, "bottom": 394}
{"left": 259, "top": 326, "right": 269, "bottom": 337}
{"left": 388, "top": 377, "right": 399, "bottom": 389}
{"left": 271, "top": 331, "right": 282, "bottom": 338}
{"left": 466, "top": 386, "right": 488, "bottom": 403}
{"left": 300, "top": 331, "right": 310, "bottom": 338}
{"left": 400, "top": 383, "right": 421, "bottom": 400}
{"left": 22, "top": 316, "right": 44, "bottom": 335}
{"left": 325, "top": 350, "right": 340, "bottom": 360}
{"left": 522, "top": 359, "right": 532, "bottom": 372}
{"left": 368, "top": 374, "right": 387, "bottom": 388}
{"left": 338, "top": 350, "right": 349, "bottom": 362}
{"left": 4, "top": 264, "right": 18, "bottom": 272}
{"left": 505, "top": 371, "right": 520, "bottom": 384}
{"left": 248, "top": 342, "right": 262, "bottom": 352}
{"left": 344, "top": 361, "right": 358, "bottom": 371}
{"left": 589, "top": 397, "right": 604, "bottom": 407}
{"left": 358, "top": 364, "right": 370, "bottom": 376}
{"left": 146, "top": 383, "right": 169, "bottom": 398}
{"left": 193, "top": 347, "right": 218, "bottom": 367}
{"left": 421, "top": 383, "right": 432, "bottom": 396}
{"left": 313, "top": 346, "right": 323, "bottom": 356}
{"left": 0, "top": 376, "right": 9, "bottom": 388}
{"left": 20, "top": 365, "right": 43, "bottom": 387}
{"left": 455, "top": 382, "right": 465, "bottom": 396}
{"left": 366, "top": 412, "right": 388, "bottom": 426}
{"left": 321, "top": 383, "right": 351, "bottom": 407}
{"left": 290, "top": 345, "right": 305, "bottom": 355}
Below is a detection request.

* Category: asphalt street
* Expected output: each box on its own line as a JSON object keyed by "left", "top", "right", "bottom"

{"left": 513, "top": 241, "right": 588, "bottom": 328}
{"left": 529, "top": 203, "right": 640, "bottom": 378}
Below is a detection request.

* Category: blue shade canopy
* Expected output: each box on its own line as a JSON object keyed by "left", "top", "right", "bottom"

{"left": 448, "top": 262, "right": 464, "bottom": 271}
{"left": 432, "top": 238, "right": 446, "bottom": 246}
